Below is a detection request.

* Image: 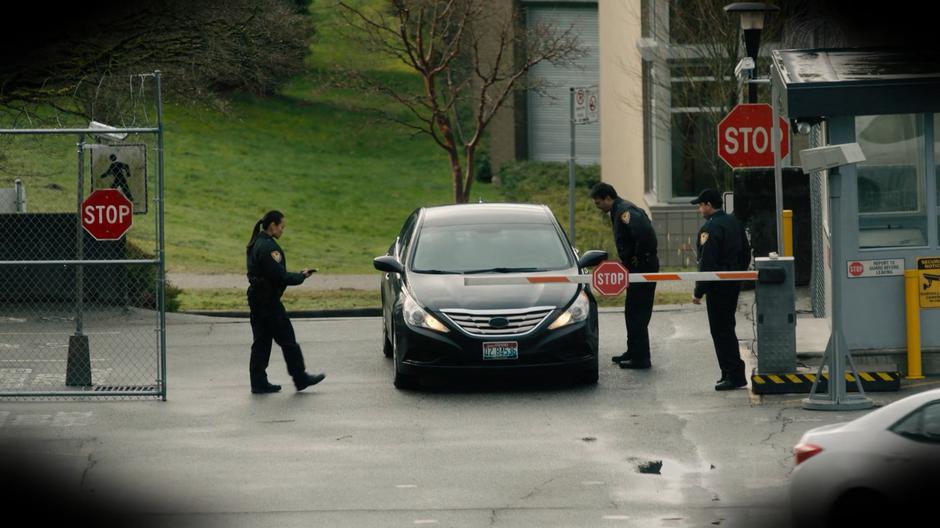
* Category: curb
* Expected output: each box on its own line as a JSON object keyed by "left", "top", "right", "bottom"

{"left": 182, "top": 308, "right": 382, "bottom": 319}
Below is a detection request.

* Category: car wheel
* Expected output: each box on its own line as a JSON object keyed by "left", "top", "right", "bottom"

{"left": 579, "top": 359, "right": 599, "bottom": 385}
{"left": 391, "top": 323, "right": 419, "bottom": 390}
{"left": 382, "top": 315, "right": 393, "bottom": 358}
{"left": 829, "top": 489, "right": 890, "bottom": 527}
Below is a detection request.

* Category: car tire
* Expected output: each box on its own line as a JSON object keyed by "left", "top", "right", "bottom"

{"left": 391, "top": 323, "right": 419, "bottom": 390}
{"left": 394, "top": 368, "right": 419, "bottom": 390}
{"left": 580, "top": 362, "right": 599, "bottom": 385}
{"left": 382, "top": 316, "right": 393, "bottom": 358}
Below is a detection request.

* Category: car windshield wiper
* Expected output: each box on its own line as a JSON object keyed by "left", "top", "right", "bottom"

{"left": 411, "top": 269, "right": 458, "bottom": 274}
{"left": 462, "top": 267, "right": 545, "bottom": 274}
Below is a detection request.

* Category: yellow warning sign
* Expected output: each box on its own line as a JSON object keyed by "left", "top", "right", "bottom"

{"left": 917, "top": 257, "right": 940, "bottom": 308}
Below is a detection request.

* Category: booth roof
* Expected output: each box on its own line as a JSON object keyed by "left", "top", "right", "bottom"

{"left": 771, "top": 48, "right": 940, "bottom": 120}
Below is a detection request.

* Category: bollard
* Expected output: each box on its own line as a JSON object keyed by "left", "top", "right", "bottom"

{"left": 66, "top": 334, "right": 92, "bottom": 386}
{"left": 904, "top": 270, "right": 925, "bottom": 380}
{"left": 782, "top": 210, "right": 793, "bottom": 257}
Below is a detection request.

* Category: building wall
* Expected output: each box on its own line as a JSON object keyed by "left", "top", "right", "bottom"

{"left": 526, "top": 3, "right": 601, "bottom": 164}
{"left": 598, "top": 0, "right": 645, "bottom": 211}
{"left": 487, "top": 0, "right": 525, "bottom": 172}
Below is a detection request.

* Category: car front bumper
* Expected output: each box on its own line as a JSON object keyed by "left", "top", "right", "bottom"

{"left": 395, "top": 317, "right": 598, "bottom": 375}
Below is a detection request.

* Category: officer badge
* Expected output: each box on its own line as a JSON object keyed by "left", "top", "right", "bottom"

{"left": 620, "top": 211, "right": 631, "bottom": 224}
{"left": 699, "top": 232, "right": 709, "bottom": 245}
{"left": 271, "top": 250, "right": 282, "bottom": 263}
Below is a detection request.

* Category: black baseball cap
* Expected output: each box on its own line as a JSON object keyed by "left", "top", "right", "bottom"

{"left": 690, "top": 188, "right": 722, "bottom": 207}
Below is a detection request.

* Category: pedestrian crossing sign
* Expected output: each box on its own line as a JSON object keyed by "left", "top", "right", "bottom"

{"left": 89, "top": 144, "right": 148, "bottom": 214}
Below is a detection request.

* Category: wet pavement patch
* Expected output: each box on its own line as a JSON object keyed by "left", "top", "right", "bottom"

{"left": 635, "top": 459, "right": 663, "bottom": 474}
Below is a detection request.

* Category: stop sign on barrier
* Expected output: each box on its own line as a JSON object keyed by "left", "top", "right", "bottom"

{"left": 592, "top": 260, "right": 629, "bottom": 296}
{"left": 81, "top": 189, "right": 133, "bottom": 241}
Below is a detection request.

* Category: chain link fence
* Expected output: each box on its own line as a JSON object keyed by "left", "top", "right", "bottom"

{"left": 0, "top": 73, "right": 165, "bottom": 399}
{"left": 809, "top": 122, "right": 826, "bottom": 318}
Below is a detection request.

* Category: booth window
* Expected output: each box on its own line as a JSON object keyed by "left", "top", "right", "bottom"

{"left": 855, "top": 114, "right": 927, "bottom": 248}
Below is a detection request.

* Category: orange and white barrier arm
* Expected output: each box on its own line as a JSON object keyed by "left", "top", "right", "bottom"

{"left": 464, "top": 271, "right": 757, "bottom": 286}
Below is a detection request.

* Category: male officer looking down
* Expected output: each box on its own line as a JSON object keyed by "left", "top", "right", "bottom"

{"left": 590, "top": 183, "right": 660, "bottom": 369}
{"left": 690, "top": 189, "right": 750, "bottom": 390}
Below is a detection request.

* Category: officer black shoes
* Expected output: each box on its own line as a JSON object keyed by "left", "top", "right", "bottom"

{"left": 251, "top": 382, "right": 282, "bottom": 394}
{"left": 619, "top": 359, "right": 651, "bottom": 369}
{"left": 611, "top": 352, "right": 632, "bottom": 363}
{"left": 714, "top": 378, "right": 748, "bottom": 391}
{"left": 294, "top": 372, "right": 326, "bottom": 391}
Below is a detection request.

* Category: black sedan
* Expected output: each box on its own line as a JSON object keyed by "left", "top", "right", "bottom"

{"left": 373, "top": 203, "right": 607, "bottom": 389}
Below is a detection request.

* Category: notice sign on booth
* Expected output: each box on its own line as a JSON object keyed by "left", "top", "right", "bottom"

{"left": 846, "top": 259, "right": 904, "bottom": 278}
{"left": 917, "top": 257, "right": 940, "bottom": 308}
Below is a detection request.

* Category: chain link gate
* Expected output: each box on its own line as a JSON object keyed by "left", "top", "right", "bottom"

{"left": 0, "top": 72, "right": 166, "bottom": 400}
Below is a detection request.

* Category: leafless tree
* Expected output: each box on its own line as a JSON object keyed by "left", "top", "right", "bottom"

{"left": 335, "top": 0, "right": 584, "bottom": 203}
{"left": 647, "top": 0, "right": 811, "bottom": 193}
{"left": 0, "top": 0, "right": 313, "bottom": 125}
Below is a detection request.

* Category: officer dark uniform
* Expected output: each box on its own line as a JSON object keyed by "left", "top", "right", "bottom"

{"left": 591, "top": 183, "right": 660, "bottom": 369}
{"left": 246, "top": 212, "right": 325, "bottom": 394}
{"left": 691, "top": 189, "right": 750, "bottom": 390}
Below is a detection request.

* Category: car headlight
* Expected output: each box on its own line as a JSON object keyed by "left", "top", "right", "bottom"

{"left": 548, "top": 290, "right": 590, "bottom": 330}
{"left": 402, "top": 290, "right": 449, "bottom": 333}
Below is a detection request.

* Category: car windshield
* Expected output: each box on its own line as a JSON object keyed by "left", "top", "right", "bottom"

{"left": 410, "top": 223, "right": 572, "bottom": 274}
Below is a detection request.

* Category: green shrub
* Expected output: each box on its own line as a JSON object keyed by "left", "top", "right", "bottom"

{"left": 474, "top": 147, "right": 493, "bottom": 183}
{"left": 126, "top": 242, "right": 182, "bottom": 312}
{"left": 497, "top": 161, "right": 601, "bottom": 201}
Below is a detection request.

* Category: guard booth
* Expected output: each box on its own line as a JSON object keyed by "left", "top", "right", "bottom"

{"left": 771, "top": 48, "right": 940, "bottom": 375}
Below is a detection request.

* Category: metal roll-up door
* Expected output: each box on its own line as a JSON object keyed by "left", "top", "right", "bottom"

{"left": 526, "top": 3, "right": 600, "bottom": 164}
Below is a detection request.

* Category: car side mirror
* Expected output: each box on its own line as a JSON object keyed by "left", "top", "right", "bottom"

{"left": 373, "top": 255, "right": 404, "bottom": 274}
{"left": 578, "top": 250, "right": 608, "bottom": 269}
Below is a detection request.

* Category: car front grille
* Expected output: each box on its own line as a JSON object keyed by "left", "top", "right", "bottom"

{"left": 439, "top": 306, "right": 556, "bottom": 337}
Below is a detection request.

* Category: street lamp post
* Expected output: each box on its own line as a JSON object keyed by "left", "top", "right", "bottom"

{"left": 723, "top": 2, "right": 779, "bottom": 103}
{"left": 724, "top": 2, "right": 785, "bottom": 255}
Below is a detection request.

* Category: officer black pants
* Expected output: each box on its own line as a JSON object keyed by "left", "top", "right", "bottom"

{"left": 249, "top": 302, "right": 306, "bottom": 387}
{"left": 705, "top": 283, "right": 745, "bottom": 380}
{"left": 624, "top": 282, "right": 656, "bottom": 362}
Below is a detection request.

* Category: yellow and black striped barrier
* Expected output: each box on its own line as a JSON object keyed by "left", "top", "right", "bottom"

{"left": 751, "top": 371, "right": 900, "bottom": 394}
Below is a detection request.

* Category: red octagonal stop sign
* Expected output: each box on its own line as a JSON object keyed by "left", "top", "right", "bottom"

{"left": 592, "top": 260, "right": 629, "bottom": 296}
{"left": 82, "top": 189, "right": 133, "bottom": 241}
{"left": 717, "top": 103, "right": 789, "bottom": 169}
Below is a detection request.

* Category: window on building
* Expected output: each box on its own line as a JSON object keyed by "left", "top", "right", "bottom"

{"left": 669, "top": 59, "right": 732, "bottom": 198}
{"left": 855, "top": 114, "right": 927, "bottom": 248}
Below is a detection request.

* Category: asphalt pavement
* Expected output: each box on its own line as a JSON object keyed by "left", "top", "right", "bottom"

{"left": 2, "top": 289, "right": 938, "bottom": 527}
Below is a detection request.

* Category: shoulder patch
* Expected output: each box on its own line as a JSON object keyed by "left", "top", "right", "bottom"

{"left": 620, "top": 211, "right": 631, "bottom": 224}
{"left": 699, "top": 232, "right": 709, "bottom": 246}
{"left": 270, "top": 250, "right": 282, "bottom": 263}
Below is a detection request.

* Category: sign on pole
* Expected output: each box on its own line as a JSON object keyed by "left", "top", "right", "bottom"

{"left": 592, "top": 261, "right": 628, "bottom": 296}
{"left": 717, "top": 103, "right": 789, "bottom": 168}
{"left": 573, "top": 86, "right": 599, "bottom": 125}
{"left": 90, "top": 144, "right": 148, "bottom": 214}
{"left": 81, "top": 189, "right": 134, "bottom": 241}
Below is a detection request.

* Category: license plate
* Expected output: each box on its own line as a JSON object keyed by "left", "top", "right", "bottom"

{"left": 483, "top": 341, "right": 518, "bottom": 360}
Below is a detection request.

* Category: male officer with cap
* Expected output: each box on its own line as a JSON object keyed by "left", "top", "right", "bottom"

{"left": 590, "top": 182, "right": 659, "bottom": 369}
{"left": 691, "top": 188, "right": 750, "bottom": 390}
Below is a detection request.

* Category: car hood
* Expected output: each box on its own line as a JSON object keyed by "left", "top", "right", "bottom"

{"left": 406, "top": 270, "right": 581, "bottom": 311}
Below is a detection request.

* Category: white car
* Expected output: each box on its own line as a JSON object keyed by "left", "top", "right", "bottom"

{"left": 790, "top": 388, "right": 940, "bottom": 528}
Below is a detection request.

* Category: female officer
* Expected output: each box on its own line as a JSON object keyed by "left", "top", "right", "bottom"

{"left": 245, "top": 210, "right": 325, "bottom": 394}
